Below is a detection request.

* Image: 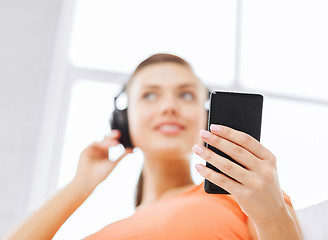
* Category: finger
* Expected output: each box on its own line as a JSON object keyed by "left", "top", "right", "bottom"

{"left": 209, "top": 124, "right": 274, "bottom": 160}
{"left": 195, "top": 164, "right": 242, "bottom": 195}
{"left": 91, "top": 140, "right": 119, "bottom": 157}
{"left": 89, "top": 139, "right": 118, "bottom": 150}
{"left": 193, "top": 144, "right": 250, "bottom": 185}
{"left": 104, "top": 129, "right": 121, "bottom": 140}
{"left": 200, "top": 129, "right": 258, "bottom": 171}
{"left": 100, "top": 139, "right": 119, "bottom": 148}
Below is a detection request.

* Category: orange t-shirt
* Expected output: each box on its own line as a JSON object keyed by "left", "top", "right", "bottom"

{"left": 85, "top": 181, "right": 292, "bottom": 240}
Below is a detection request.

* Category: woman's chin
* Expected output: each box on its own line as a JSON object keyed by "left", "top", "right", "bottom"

{"left": 132, "top": 133, "right": 198, "bottom": 156}
{"left": 140, "top": 143, "right": 193, "bottom": 157}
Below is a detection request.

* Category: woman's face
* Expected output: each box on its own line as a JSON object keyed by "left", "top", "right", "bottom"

{"left": 127, "top": 62, "right": 208, "bottom": 157}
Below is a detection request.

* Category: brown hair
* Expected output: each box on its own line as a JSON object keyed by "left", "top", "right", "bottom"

{"left": 129, "top": 53, "right": 199, "bottom": 208}
{"left": 127, "top": 53, "right": 193, "bottom": 90}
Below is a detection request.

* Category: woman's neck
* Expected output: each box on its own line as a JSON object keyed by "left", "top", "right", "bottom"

{"left": 137, "top": 152, "right": 194, "bottom": 210}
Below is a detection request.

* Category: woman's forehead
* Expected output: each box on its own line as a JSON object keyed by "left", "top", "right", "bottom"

{"left": 129, "top": 63, "right": 202, "bottom": 90}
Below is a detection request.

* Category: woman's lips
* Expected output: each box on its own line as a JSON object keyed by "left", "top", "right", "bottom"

{"left": 156, "top": 123, "right": 185, "bottom": 135}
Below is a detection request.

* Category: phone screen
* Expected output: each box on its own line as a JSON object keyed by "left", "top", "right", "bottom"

{"left": 205, "top": 91, "right": 263, "bottom": 194}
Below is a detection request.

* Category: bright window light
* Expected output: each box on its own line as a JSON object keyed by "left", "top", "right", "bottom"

{"left": 69, "top": 0, "right": 237, "bottom": 86}
{"left": 57, "top": 80, "right": 121, "bottom": 188}
{"left": 261, "top": 97, "right": 328, "bottom": 209}
{"left": 240, "top": 0, "right": 328, "bottom": 100}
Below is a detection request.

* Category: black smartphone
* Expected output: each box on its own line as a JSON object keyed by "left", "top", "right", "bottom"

{"left": 204, "top": 91, "right": 263, "bottom": 194}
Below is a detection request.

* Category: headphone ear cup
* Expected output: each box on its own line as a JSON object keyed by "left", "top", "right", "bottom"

{"left": 109, "top": 108, "right": 133, "bottom": 148}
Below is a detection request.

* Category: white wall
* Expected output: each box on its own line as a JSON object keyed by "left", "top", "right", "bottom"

{"left": 0, "top": 1, "right": 64, "bottom": 237}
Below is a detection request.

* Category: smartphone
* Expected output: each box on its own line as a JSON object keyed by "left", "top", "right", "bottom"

{"left": 205, "top": 91, "right": 263, "bottom": 194}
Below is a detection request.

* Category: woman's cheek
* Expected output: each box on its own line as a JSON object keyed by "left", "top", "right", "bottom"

{"left": 185, "top": 107, "right": 207, "bottom": 141}
{"left": 128, "top": 106, "right": 154, "bottom": 148}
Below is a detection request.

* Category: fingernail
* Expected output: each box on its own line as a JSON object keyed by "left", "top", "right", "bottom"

{"left": 200, "top": 129, "right": 211, "bottom": 139}
{"left": 195, "top": 164, "right": 204, "bottom": 171}
{"left": 111, "top": 129, "right": 120, "bottom": 135}
{"left": 192, "top": 144, "right": 204, "bottom": 154}
{"left": 210, "top": 124, "right": 222, "bottom": 132}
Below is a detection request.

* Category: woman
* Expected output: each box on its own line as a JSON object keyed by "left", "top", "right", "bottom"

{"left": 5, "top": 54, "right": 302, "bottom": 239}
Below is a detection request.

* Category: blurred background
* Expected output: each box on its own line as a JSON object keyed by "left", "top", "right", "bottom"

{"left": 0, "top": 0, "right": 328, "bottom": 239}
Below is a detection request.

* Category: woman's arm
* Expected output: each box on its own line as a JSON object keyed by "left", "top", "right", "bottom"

{"left": 4, "top": 177, "right": 94, "bottom": 240}
{"left": 247, "top": 204, "right": 302, "bottom": 240}
{"left": 5, "top": 130, "right": 132, "bottom": 240}
{"left": 193, "top": 124, "right": 302, "bottom": 240}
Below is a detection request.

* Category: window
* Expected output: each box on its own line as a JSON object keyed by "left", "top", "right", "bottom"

{"left": 69, "top": 0, "right": 237, "bottom": 85}
{"left": 240, "top": 0, "right": 328, "bottom": 100}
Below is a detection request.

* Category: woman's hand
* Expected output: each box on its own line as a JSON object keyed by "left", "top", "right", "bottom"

{"left": 74, "top": 130, "right": 133, "bottom": 193}
{"left": 192, "top": 124, "right": 289, "bottom": 225}
{"left": 4, "top": 130, "right": 133, "bottom": 240}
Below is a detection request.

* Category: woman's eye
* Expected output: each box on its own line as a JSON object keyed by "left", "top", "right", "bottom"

{"left": 143, "top": 92, "right": 157, "bottom": 101}
{"left": 180, "top": 92, "right": 194, "bottom": 101}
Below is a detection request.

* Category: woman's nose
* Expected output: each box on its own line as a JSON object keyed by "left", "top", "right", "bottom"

{"left": 159, "top": 95, "right": 179, "bottom": 115}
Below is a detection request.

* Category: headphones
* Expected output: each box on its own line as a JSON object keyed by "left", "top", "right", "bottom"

{"left": 109, "top": 86, "right": 211, "bottom": 149}
{"left": 109, "top": 86, "right": 133, "bottom": 148}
